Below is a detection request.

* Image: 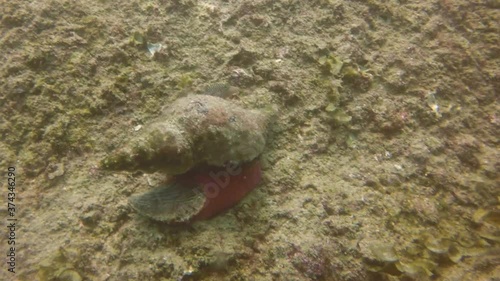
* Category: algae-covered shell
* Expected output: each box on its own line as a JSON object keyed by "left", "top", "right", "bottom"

{"left": 101, "top": 95, "right": 269, "bottom": 175}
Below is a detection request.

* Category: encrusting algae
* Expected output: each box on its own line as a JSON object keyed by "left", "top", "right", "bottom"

{"left": 101, "top": 94, "right": 271, "bottom": 223}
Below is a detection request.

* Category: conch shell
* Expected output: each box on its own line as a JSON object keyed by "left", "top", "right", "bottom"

{"left": 101, "top": 94, "right": 271, "bottom": 222}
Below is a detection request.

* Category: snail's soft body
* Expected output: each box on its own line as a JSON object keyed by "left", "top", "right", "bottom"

{"left": 129, "top": 160, "right": 262, "bottom": 222}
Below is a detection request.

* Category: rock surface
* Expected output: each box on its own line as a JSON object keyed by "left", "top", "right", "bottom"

{"left": 4, "top": 0, "right": 498, "bottom": 280}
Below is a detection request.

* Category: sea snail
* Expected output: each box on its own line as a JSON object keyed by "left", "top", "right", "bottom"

{"left": 101, "top": 94, "right": 270, "bottom": 222}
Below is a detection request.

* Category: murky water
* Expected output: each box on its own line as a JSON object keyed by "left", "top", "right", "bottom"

{"left": 1, "top": 0, "right": 498, "bottom": 280}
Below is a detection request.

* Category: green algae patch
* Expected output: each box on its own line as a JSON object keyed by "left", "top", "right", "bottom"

{"left": 318, "top": 54, "right": 344, "bottom": 76}
{"left": 341, "top": 65, "right": 373, "bottom": 92}
{"left": 37, "top": 249, "right": 83, "bottom": 281}
{"left": 176, "top": 73, "right": 196, "bottom": 90}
